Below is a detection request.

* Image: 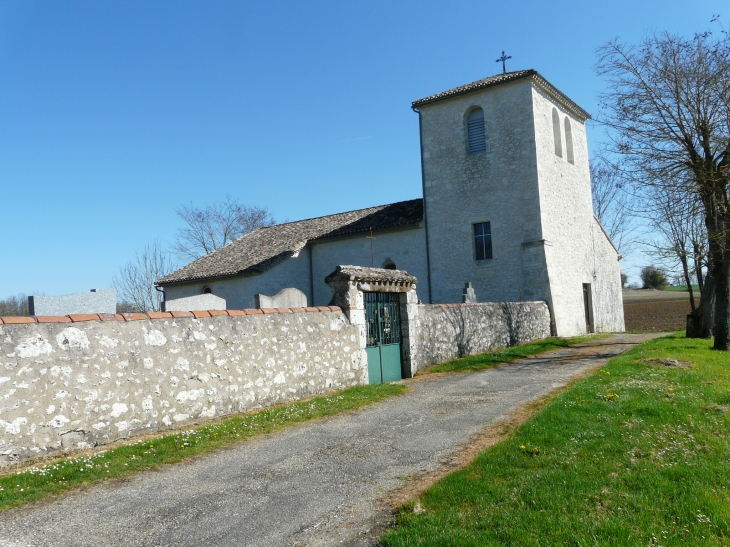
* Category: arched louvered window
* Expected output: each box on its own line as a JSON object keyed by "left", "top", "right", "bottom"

{"left": 564, "top": 117, "right": 574, "bottom": 164}
{"left": 467, "top": 108, "right": 486, "bottom": 154}
{"left": 552, "top": 108, "right": 562, "bottom": 158}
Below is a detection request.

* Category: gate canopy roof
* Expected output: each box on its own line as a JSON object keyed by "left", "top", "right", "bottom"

{"left": 325, "top": 265, "right": 417, "bottom": 290}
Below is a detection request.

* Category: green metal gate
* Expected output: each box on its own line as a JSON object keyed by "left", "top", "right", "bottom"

{"left": 364, "top": 292, "right": 402, "bottom": 384}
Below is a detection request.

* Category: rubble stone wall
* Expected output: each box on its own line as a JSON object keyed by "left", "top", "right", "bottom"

{"left": 0, "top": 307, "right": 364, "bottom": 464}
{"left": 413, "top": 302, "right": 551, "bottom": 369}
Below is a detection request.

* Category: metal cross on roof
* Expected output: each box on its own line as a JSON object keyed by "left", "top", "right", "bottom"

{"left": 496, "top": 51, "right": 512, "bottom": 74}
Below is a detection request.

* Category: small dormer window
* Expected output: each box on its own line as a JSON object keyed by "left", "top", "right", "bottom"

{"left": 467, "top": 108, "right": 486, "bottom": 154}
{"left": 202, "top": 287, "right": 212, "bottom": 294}
{"left": 382, "top": 259, "right": 397, "bottom": 270}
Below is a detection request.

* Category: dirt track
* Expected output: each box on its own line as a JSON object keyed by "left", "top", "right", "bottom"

{"left": 623, "top": 289, "right": 692, "bottom": 331}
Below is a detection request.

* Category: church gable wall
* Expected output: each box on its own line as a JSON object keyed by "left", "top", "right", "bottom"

{"left": 530, "top": 85, "right": 624, "bottom": 335}
{"left": 419, "top": 79, "right": 548, "bottom": 304}
{"left": 311, "top": 226, "right": 428, "bottom": 305}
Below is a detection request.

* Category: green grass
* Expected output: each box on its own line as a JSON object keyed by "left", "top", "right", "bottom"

{"left": 422, "top": 334, "right": 608, "bottom": 374}
{"left": 0, "top": 383, "right": 406, "bottom": 512}
{"left": 666, "top": 285, "right": 700, "bottom": 292}
{"left": 382, "top": 335, "right": 730, "bottom": 546}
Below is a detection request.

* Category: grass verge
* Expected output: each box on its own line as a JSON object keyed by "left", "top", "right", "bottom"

{"left": 382, "top": 334, "right": 730, "bottom": 546}
{"left": 422, "top": 334, "right": 608, "bottom": 374}
{"left": 0, "top": 383, "right": 406, "bottom": 512}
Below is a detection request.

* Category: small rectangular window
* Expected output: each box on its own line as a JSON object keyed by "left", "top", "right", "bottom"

{"left": 474, "top": 222, "right": 492, "bottom": 260}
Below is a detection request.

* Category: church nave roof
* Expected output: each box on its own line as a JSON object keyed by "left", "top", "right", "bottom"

{"left": 157, "top": 198, "right": 423, "bottom": 285}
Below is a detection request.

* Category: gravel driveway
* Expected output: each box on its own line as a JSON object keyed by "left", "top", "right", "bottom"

{"left": 0, "top": 333, "right": 663, "bottom": 547}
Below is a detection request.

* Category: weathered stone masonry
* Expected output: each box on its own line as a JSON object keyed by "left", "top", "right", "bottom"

{"left": 0, "top": 275, "right": 554, "bottom": 465}
{"left": 412, "top": 302, "right": 552, "bottom": 369}
{"left": 0, "top": 307, "right": 364, "bottom": 464}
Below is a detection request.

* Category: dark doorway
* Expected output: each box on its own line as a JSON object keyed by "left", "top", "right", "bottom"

{"left": 583, "top": 283, "right": 594, "bottom": 333}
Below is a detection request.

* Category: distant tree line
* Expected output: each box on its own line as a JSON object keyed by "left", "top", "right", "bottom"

{"left": 0, "top": 294, "right": 29, "bottom": 316}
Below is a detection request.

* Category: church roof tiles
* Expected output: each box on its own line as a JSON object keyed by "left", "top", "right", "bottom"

{"left": 411, "top": 69, "right": 591, "bottom": 120}
{"left": 157, "top": 199, "right": 423, "bottom": 286}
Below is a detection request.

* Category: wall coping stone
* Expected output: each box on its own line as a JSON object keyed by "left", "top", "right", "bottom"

{"left": 146, "top": 312, "right": 173, "bottom": 319}
{"left": 36, "top": 315, "right": 72, "bottom": 323}
{"left": 98, "top": 313, "right": 125, "bottom": 321}
{"left": 68, "top": 314, "right": 99, "bottom": 322}
{"left": 122, "top": 313, "right": 148, "bottom": 321}
{"left": 0, "top": 307, "right": 343, "bottom": 326}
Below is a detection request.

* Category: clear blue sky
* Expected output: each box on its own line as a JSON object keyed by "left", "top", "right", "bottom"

{"left": 0, "top": 0, "right": 724, "bottom": 298}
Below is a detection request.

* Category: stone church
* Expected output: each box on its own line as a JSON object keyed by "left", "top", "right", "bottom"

{"left": 157, "top": 69, "right": 625, "bottom": 337}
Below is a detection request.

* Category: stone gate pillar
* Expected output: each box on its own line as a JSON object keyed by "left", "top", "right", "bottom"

{"left": 325, "top": 265, "right": 419, "bottom": 382}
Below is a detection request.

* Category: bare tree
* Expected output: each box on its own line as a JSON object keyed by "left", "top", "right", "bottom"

{"left": 172, "top": 196, "right": 276, "bottom": 261}
{"left": 590, "top": 160, "right": 637, "bottom": 255}
{"left": 642, "top": 185, "right": 707, "bottom": 310}
{"left": 596, "top": 26, "right": 730, "bottom": 348}
{"left": 112, "top": 241, "right": 175, "bottom": 312}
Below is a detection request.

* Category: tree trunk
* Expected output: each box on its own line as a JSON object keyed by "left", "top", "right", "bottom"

{"left": 680, "top": 254, "right": 696, "bottom": 311}
{"left": 713, "top": 259, "right": 730, "bottom": 349}
{"left": 703, "top": 207, "right": 729, "bottom": 349}
{"left": 687, "top": 273, "right": 714, "bottom": 338}
{"left": 693, "top": 241, "right": 704, "bottom": 295}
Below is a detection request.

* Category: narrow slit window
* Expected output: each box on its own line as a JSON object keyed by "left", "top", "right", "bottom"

{"left": 552, "top": 108, "right": 562, "bottom": 158}
{"left": 467, "top": 108, "right": 486, "bottom": 154}
{"left": 474, "top": 222, "right": 493, "bottom": 260}
{"left": 564, "top": 116, "right": 574, "bottom": 164}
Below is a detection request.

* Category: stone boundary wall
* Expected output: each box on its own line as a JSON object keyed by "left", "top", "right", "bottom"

{"left": 412, "top": 302, "right": 551, "bottom": 369}
{"left": 0, "top": 306, "right": 363, "bottom": 465}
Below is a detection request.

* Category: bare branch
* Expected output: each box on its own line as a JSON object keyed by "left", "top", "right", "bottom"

{"left": 595, "top": 27, "right": 730, "bottom": 347}
{"left": 171, "top": 196, "right": 276, "bottom": 261}
{"left": 112, "top": 241, "right": 175, "bottom": 313}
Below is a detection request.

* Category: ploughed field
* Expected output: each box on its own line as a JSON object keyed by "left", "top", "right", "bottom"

{"left": 622, "top": 289, "right": 693, "bottom": 331}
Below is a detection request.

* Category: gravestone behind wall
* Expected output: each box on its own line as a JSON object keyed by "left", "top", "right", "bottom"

{"left": 255, "top": 287, "right": 307, "bottom": 309}
{"left": 28, "top": 289, "right": 116, "bottom": 316}
{"left": 163, "top": 293, "right": 226, "bottom": 311}
{"left": 462, "top": 282, "right": 477, "bottom": 303}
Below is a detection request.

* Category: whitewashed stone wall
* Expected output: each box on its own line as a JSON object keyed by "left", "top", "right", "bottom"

{"left": 311, "top": 226, "right": 429, "bottom": 305}
{"left": 588, "top": 218, "right": 625, "bottom": 332}
{"left": 418, "top": 78, "right": 551, "bottom": 306}
{"left": 411, "top": 302, "right": 552, "bottom": 370}
{"left": 0, "top": 309, "right": 364, "bottom": 464}
{"left": 417, "top": 75, "right": 624, "bottom": 335}
{"left": 531, "top": 85, "right": 625, "bottom": 335}
{"left": 163, "top": 226, "right": 430, "bottom": 309}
